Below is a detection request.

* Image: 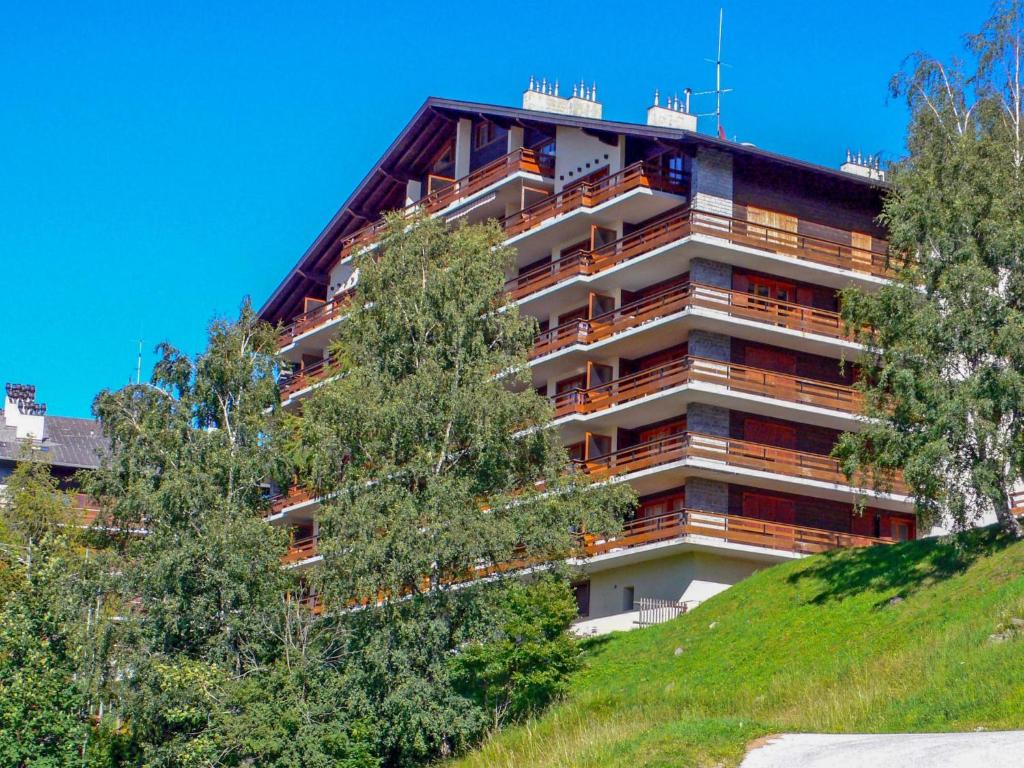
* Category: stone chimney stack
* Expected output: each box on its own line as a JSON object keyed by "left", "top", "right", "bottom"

{"left": 523, "top": 77, "right": 603, "bottom": 118}
{"left": 646, "top": 88, "right": 697, "bottom": 131}
{"left": 840, "top": 149, "right": 887, "bottom": 181}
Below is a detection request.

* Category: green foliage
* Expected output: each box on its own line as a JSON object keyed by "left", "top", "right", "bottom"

{"left": 299, "top": 213, "right": 633, "bottom": 605}
{"left": 0, "top": 453, "right": 113, "bottom": 767}
{"left": 87, "top": 299, "right": 291, "bottom": 667}
{"left": 835, "top": 2, "right": 1024, "bottom": 536}
{"left": 451, "top": 579, "right": 582, "bottom": 730}
{"left": 450, "top": 527, "right": 1024, "bottom": 768}
{"left": 283, "top": 213, "right": 632, "bottom": 765}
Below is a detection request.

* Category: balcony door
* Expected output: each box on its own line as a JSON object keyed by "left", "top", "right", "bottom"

{"left": 745, "top": 345, "right": 797, "bottom": 375}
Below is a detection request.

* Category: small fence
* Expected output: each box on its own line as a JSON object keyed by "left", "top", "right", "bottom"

{"left": 634, "top": 597, "right": 688, "bottom": 627}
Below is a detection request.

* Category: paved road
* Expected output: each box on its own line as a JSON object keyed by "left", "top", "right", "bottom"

{"left": 740, "top": 731, "right": 1024, "bottom": 768}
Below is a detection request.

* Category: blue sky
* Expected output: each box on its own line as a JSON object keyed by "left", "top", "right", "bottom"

{"left": 0, "top": 0, "right": 990, "bottom": 417}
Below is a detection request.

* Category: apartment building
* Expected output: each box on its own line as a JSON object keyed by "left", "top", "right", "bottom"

{"left": 259, "top": 84, "right": 916, "bottom": 632}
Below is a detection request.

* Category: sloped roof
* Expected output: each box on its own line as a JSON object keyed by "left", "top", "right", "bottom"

{"left": 259, "top": 96, "right": 888, "bottom": 325}
{"left": 0, "top": 412, "right": 108, "bottom": 470}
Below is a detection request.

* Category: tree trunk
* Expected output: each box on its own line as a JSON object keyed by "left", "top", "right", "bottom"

{"left": 996, "top": 503, "right": 1024, "bottom": 539}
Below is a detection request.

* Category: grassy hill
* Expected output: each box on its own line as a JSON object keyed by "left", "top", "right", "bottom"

{"left": 448, "top": 526, "right": 1024, "bottom": 768}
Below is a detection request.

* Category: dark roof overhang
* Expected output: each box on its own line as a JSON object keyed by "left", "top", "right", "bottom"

{"left": 259, "top": 97, "right": 889, "bottom": 324}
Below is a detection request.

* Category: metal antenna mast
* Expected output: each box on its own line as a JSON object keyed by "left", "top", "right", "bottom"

{"left": 715, "top": 8, "right": 724, "bottom": 134}
{"left": 694, "top": 8, "right": 733, "bottom": 136}
{"left": 136, "top": 339, "right": 143, "bottom": 385}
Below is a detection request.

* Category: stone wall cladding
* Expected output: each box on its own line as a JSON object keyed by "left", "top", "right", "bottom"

{"left": 690, "top": 258, "right": 733, "bottom": 289}
{"left": 685, "top": 477, "right": 730, "bottom": 514}
{"left": 688, "top": 330, "right": 732, "bottom": 362}
{"left": 687, "top": 402, "right": 730, "bottom": 437}
{"left": 692, "top": 147, "right": 734, "bottom": 218}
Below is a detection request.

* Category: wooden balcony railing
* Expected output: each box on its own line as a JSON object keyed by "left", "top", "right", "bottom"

{"left": 278, "top": 506, "right": 893, "bottom": 581}
{"left": 505, "top": 207, "right": 893, "bottom": 303}
{"left": 583, "top": 508, "right": 893, "bottom": 557}
{"left": 279, "top": 358, "right": 333, "bottom": 401}
{"left": 277, "top": 293, "right": 353, "bottom": 348}
{"left": 337, "top": 147, "right": 555, "bottom": 261}
{"left": 282, "top": 534, "right": 319, "bottom": 565}
{"left": 575, "top": 431, "right": 907, "bottom": 494}
{"left": 500, "top": 161, "right": 687, "bottom": 239}
{"left": 551, "top": 356, "right": 861, "bottom": 419}
{"left": 532, "top": 282, "right": 848, "bottom": 360}
{"left": 269, "top": 485, "right": 318, "bottom": 514}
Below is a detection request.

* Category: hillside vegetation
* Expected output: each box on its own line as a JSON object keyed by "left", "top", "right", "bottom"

{"left": 448, "top": 526, "right": 1024, "bottom": 767}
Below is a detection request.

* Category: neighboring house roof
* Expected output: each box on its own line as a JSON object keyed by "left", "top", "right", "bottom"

{"left": 0, "top": 411, "right": 108, "bottom": 471}
{"left": 258, "top": 96, "right": 889, "bottom": 325}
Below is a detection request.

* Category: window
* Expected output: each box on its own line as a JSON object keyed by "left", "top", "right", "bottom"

{"left": 432, "top": 141, "right": 454, "bottom": 172}
{"left": 747, "top": 275, "right": 795, "bottom": 303}
{"left": 473, "top": 121, "right": 497, "bottom": 149}
{"left": 891, "top": 518, "right": 912, "bottom": 542}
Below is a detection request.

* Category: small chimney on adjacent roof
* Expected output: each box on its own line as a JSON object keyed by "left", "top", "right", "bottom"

{"left": 3, "top": 383, "right": 46, "bottom": 439}
{"left": 523, "top": 77, "right": 602, "bottom": 119}
{"left": 646, "top": 88, "right": 697, "bottom": 131}
{"left": 840, "top": 149, "right": 886, "bottom": 181}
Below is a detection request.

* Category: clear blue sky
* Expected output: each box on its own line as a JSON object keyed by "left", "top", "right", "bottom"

{"left": 0, "top": 0, "right": 989, "bottom": 417}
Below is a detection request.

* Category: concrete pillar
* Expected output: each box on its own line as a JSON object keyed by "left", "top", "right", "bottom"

{"left": 687, "top": 402, "right": 730, "bottom": 437}
{"left": 691, "top": 147, "right": 733, "bottom": 218}
{"left": 688, "top": 330, "right": 731, "bottom": 362}
{"left": 690, "top": 258, "right": 732, "bottom": 289}
{"left": 405, "top": 179, "right": 422, "bottom": 207}
{"left": 507, "top": 125, "right": 524, "bottom": 153}
{"left": 685, "top": 477, "right": 729, "bottom": 514}
{"left": 455, "top": 118, "right": 472, "bottom": 180}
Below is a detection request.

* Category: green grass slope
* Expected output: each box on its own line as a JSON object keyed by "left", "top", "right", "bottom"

{"left": 448, "top": 526, "right": 1024, "bottom": 768}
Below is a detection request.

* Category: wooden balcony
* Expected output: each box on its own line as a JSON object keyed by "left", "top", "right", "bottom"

{"left": 532, "top": 282, "right": 849, "bottom": 360}
{"left": 337, "top": 147, "right": 555, "bottom": 261}
{"left": 583, "top": 508, "right": 893, "bottom": 557}
{"left": 279, "top": 506, "right": 893, "bottom": 586}
{"left": 499, "top": 161, "right": 686, "bottom": 239}
{"left": 282, "top": 534, "right": 319, "bottom": 565}
{"left": 269, "top": 485, "right": 318, "bottom": 514}
{"left": 277, "top": 293, "right": 352, "bottom": 348}
{"left": 279, "top": 358, "right": 333, "bottom": 401}
{"left": 551, "top": 356, "right": 861, "bottom": 419}
{"left": 575, "top": 431, "right": 907, "bottom": 494}
{"left": 505, "top": 207, "right": 892, "bottom": 303}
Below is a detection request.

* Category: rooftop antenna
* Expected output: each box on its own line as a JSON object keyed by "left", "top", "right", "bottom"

{"left": 694, "top": 8, "right": 733, "bottom": 137}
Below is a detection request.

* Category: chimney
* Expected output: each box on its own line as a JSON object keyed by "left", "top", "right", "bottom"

{"left": 523, "top": 77, "right": 603, "bottom": 119}
{"left": 646, "top": 88, "right": 697, "bottom": 131}
{"left": 3, "top": 383, "right": 47, "bottom": 440}
{"left": 840, "top": 149, "right": 886, "bottom": 181}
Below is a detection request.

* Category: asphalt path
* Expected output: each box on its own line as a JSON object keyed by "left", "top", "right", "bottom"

{"left": 740, "top": 731, "right": 1024, "bottom": 767}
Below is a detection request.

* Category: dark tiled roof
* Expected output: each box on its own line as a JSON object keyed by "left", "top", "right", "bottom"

{"left": 0, "top": 412, "right": 108, "bottom": 470}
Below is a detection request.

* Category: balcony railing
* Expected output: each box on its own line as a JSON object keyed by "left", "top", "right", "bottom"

{"left": 337, "top": 147, "right": 555, "bottom": 261}
{"left": 551, "top": 356, "right": 861, "bottom": 419}
{"left": 279, "top": 358, "right": 333, "bottom": 401}
{"left": 499, "top": 160, "right": 687, "bottom": 238}
{"left": 532, "top": 282, "right": 849, "bottom": 360}
{"left": 277, "top": 293, "right": 353, "bottom": 348}
{"left": 575, "top": 431, "right": 907, "bottom": 494}
{"left": 505, "top": 208, "right": 892, "bottom": 302}
{"left": 279, "top": 506, "right": 893, "bottom": 578}
{"left": 282, "top": 534, "right": 319, "bottom": 565}
{"left": 583, "top": 508, "right": 893, "bottom": 557}
{"left": 269, "top": 485, "right": 318, "bottom": 514}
